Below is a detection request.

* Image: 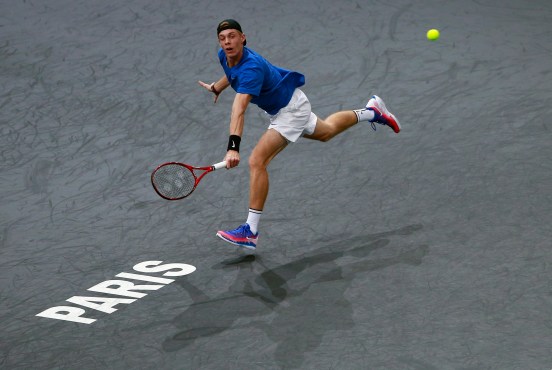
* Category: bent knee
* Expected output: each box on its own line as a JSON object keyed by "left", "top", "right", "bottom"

{"left": 249, "top": 155, "right": 267, "bottom": 170}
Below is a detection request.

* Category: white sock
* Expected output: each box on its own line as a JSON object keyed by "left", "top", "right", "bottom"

{"left": 246, "top": 208, "right": 262, "bottom": 234}
{"left": 353, "top": 108, "right": 375, "bottom": 123}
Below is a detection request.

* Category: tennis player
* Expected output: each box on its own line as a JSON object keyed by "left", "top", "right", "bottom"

{"left": 199, "top": 19, "right": 400, "bottom": 249}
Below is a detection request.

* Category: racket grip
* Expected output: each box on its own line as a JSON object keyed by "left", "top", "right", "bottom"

{"left": 213, "top": 161, "right": 227, "bottom": 170}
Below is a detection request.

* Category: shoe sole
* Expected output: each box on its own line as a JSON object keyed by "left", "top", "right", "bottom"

{"left": 389, "top": 112, "right": 401, "bottom": 132}
{"left": 216, "top": 232, "right": 257, "bottom": 250}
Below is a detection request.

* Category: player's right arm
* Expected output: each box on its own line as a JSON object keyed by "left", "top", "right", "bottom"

{"left": 224, "top": 92, "right": 252, "bottom": 168}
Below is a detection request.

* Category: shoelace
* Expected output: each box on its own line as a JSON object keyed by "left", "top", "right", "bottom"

{"left": 367, "top": 107, "right": 379, "bottom": 131}
{"left": 233, "top": 224, "right": 250, "bottom": 236}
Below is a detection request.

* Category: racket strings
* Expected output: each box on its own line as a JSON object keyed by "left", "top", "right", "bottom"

{"left": 152, "top": 164, "right": 196, "bottom": 199}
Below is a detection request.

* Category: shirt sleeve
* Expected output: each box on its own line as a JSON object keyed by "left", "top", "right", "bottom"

{"left": 236, "top": 64, "right": 263, "bottom": 97}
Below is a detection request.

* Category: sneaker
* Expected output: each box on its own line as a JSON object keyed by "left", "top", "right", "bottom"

{"left": 366, "top": 95, "right": 401, "bottom": 133}
{"left": 216, "top": 223, "right": 258, "bottom": 249}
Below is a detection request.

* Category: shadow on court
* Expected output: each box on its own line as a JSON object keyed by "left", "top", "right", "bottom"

{"left": 164, "top": 225, "right": 426, "bottom": 368}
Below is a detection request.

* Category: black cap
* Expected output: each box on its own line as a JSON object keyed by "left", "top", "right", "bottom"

{"left": 217, "top": 19, "right": 246, "bottom": 46}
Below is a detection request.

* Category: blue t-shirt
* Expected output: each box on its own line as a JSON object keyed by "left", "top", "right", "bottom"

{"left": 218, "top": 47, "right": 305, "bottom": 115}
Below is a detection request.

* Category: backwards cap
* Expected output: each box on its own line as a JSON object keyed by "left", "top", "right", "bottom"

{"left": 217, "top": 19, "right": 247, "bottom": 46}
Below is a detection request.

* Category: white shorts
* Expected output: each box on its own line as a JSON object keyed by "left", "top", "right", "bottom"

{"left": 267, "top": 88, "right": 318, "bottom": 142}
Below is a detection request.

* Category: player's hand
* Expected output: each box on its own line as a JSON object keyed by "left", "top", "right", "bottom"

{"left": 224, "top": 150, "right": 240, "bottom": 169}
{"left": 198, "top": 80, "right": 220, "bottom": 103}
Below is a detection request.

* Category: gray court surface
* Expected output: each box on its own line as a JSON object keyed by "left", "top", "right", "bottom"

{"left": 2, "top": 0, "right": 551, "bottom": 369}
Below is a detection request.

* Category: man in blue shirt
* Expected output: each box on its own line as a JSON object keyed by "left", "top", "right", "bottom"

{"left": 199, "top": 19, "right": 400, "bottom": 250}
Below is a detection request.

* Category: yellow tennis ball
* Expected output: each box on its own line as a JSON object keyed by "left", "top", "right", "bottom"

{"left": 427, "top": 29, "right": 440, "bottom": 41}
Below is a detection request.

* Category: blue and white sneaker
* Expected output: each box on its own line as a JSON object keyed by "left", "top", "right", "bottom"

{"left": 216, "top": 223, "right": 258, "bottom": 249}
{"left": 366, "top": 95, "right": 401, "bottom": 133}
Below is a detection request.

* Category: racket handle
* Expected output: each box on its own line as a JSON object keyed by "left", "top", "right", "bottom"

{"left": 213, "top": 161, "right": 227, "bottom": 170}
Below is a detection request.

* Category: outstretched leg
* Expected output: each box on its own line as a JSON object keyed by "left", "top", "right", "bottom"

{"left": 304, "top": 95, "right": 401, "bottom": 142}
{"left": 303, "top": 111, "right": 359, "bottom": 142}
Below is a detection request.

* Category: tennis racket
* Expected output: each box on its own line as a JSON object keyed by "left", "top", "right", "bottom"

{"left": 151, "top": 161, "right": 227, "bottom": 200}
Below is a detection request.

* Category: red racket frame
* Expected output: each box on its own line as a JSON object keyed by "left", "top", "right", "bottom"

{"left": 151, "top": 161, "right": 226, "bottom": 200}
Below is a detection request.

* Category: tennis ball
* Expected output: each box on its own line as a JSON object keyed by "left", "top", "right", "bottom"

{"left": 427, "top": 29, "right": 440, "bottom": 41}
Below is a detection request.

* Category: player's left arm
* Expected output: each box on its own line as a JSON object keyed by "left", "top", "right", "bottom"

{"left": 198, "top": 75, "right": 229, "bottom": 103}
{"left": 224, "top": 93, "right": 252, "bottom": 168}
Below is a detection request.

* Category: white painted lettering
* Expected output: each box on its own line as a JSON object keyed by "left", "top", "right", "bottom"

{"left": 36, "top": 306, "right": 96, "bottom": 324}
{"left": 116, "top": 272, "right": 174, "bottom": 284}
{"left": 36, "top": 260, "right": 196, "bottom": 324}
{"left": 133, "top": 260, "right": 197, "bottom": 277}
{"left": 88, "top": 280, "right": 164, "bottom": 298}
{"left": 66, "top": 296, "right": 136, "bottom": 314}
